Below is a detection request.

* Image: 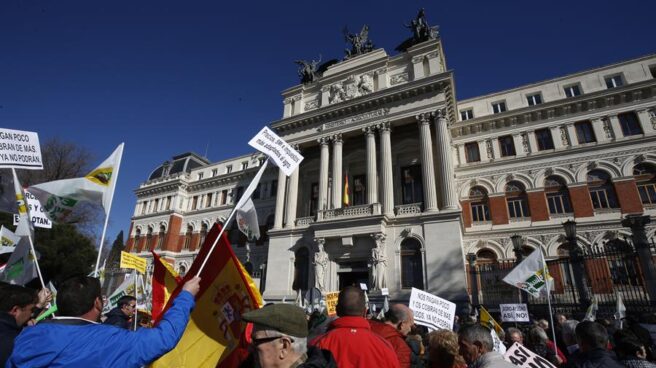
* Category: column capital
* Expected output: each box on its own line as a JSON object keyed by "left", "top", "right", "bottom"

{"left": 415, "top": 112, "right": 433, "bottom": 125}
{"left": 378, "top": 121, "right": 391, "bottom": 132}
{"left": 317, "top": 136, "right": 330, "bottom": 145}
{"left": 362, "top": 125, "right": 377, "bottom": 135}
{"left": 314, "top": 237, "right": 326, "bottom": 249}
{"left": 435, "top": 108, "right": 447, "bottom": 120}
{"left": 331, "top": 133, "right": 343, "bottom": 144}
{"left": 370, "top": 232, "right": 387, "bottom": 245}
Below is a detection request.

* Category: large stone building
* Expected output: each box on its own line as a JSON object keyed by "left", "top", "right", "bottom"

{"left": 125, "top": 14, "right": 656, "bottom": 307}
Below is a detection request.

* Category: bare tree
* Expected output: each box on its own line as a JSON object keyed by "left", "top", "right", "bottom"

{"left": 20, "top": 138, "right": 94, "bottom": 185}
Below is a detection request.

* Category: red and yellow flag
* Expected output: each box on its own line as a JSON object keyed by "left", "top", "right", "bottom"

{"left": 151, "top": 251, "right": 181, "bottom": 322}
{"left": 151, "top": 224, "right": 263, "bottom": 367}
{"left": 343, "top": 173, "right": 350, "bottom": 207}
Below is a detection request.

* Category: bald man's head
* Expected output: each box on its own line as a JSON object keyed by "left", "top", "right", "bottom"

{"left": 336, "top": 286, "right": 366, "bottom": 317}
{"left": 385, "top": 303, "right": 415, "bottom": 336}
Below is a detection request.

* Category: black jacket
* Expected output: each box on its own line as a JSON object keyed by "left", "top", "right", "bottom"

{"left": 103, "top": 307, "right": 132, "bottom": 330}
{"left": 0, "top": 312, "right": 21, "bottom": 367}
{"left": 298, "top": 346, "right": 337, "bottom": 368}
{"left": 567, "top": 348, "right": 624, "bottom": 368}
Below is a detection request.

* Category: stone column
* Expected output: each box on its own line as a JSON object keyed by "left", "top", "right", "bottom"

{"left": 608, "top": 115, "right": 623, "bottom": 139}
{"left": 527, "top": 130, "right": 538, "bottom": 153}
{"left": 363, "top": 126, "right": 378, "bottom": 204}
{"left": 566, "top": 124, "right": 579, "bottom": 147}
{"left": 636, "top": 109, "right": 656, "bottom": 136}
{"left": 457, "top": 144, "right": 467, "bottom": 164}
{"left": 477, "top": 141, "right": 489, "bottom": 163}
{"left": 284, "top": 146, "right": 300, "bottom": 228}
{"left": 549, "top": 126, "right": 565, "bottom": 149}
{"left": 491, "top": 138, "right": 501, "bottom": 159}
{"left": 417, "top": 113, "right": 438, "bottom": 212}
{"left": 591, "top": 118, "right": 610, "bottom": 143}
{"left": 379, "top": 122, "right": 395, "bottom": 217}
{"left": 318, "top": 137, "right": 330, "bottom": 213}
{"left": 434, "top": 110, "right": 459, "bottom": 210}
{"left": 273, "top": 167, "right": 287, "bottom": 229}
{"left": 331, "top": 134, "right": 343, "bottom": 209}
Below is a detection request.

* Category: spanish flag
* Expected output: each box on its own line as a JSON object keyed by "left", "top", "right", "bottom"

{"left": 151, "top": 251, "right": 181, "bottom": 322}
{"left": 343, "top": 172, "right": 350, "bottom": 207}
{"left": 479, "top": 305, "right": 504, "bottom": 338}
{"left": 151, "top": 224, "right": 263, "bottom": 367}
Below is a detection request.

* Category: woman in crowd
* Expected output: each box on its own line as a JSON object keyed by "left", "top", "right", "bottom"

{"left": 426, "top": 329, "right": 466, "bottom": 368}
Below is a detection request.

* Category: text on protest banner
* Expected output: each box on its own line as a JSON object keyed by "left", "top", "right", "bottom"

{"left": 248, "top": 127, "right": 304, "bottom": 176}
{"left": 120, "top": 251, "right": 147, "bottom": 274}
{"left": 12, "top": 190, "right": 52, "bottom": 229}
{"left": 500, "top": 303, "right": 530, "bottom": 322}
{"left": 409, "top": 288, "right": 456, "bottom": 331}
{"left": 0, "top": 128, "right": 42, "bottom": 170}
{"left": 325, "top": 291, "right": 339, "bottom": 316}
{"left": 504, "top": 342, "right": 556, "bottom": 368}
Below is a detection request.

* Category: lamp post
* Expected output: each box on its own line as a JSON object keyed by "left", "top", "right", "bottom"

{"left": 622, "top": 214, "right": 656, "bottom": 303}
{"left": 466, "top": 253, "right": 479, "bottom": 307}
{"left": 562, "top": 220, "right": 591, "bottom": 307}
{"left": 510, "top": 234, "right": 525, "bottom": 262}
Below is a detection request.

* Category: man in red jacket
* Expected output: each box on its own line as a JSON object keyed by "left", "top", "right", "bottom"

{"left": 369, "top": 304, "right": 415, "bottom": 368}
{"left": 310, "top": 286, "right": 400, "bottom": 368}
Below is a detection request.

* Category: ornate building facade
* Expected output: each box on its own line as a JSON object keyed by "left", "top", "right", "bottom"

{"left": 125, "top": 19, "right": 656, "bottom": 306}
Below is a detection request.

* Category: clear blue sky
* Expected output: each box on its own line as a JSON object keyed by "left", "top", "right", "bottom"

{"left": 1, "top": 0, "right": 655, "bottom": 246}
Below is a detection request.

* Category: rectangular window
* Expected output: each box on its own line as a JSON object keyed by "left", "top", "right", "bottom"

{"left": 546, "top": 192, "right": 572, "bottom": 214}
{"left": 492, "top": 101, "right": 507, "bottom": 114}
{"left": 241, "top": 162, "right": 248, "bottom": 170}
{"left": 165, "top": 196, "right": 172, "bottom": 210}
{"left": 650, "top": 65, "right": 656, "bottom": 79}
{"left": 197, "top": 172, "right": 204, "bottom": 180}
{"left": 498, "top": 135, "right": 516, "bottom": 157}
{"left": 507, "top": 198, "right": 529, "bottom": 218}
{"left": 460, "top": 109, "right": 474, "bottom": 121}
{"left": 352, "top": 175, "right": 366, "bottom": 206}
{"left": 191, "top": 196, "right": 199, "bottom": 210}
{"left": 575, "top": 121, "right": 596, "bottom": 144}
{"left": 154, "top": 198, "right": 159, "bottom": 212}
{"left": 235, "top": 187, "right": 244, "bottom": 203}
{"left": 605, "top": 75, "right": 624, "bottom": 89}
{"left": 226, "top": 165, "right": 232, "bottom": 174}
{"left": 205, "top": 193, "right": 213, "bottom": 207}
{"left": 401, "top": 165, "right": 424, "bottom": 205}
{"left": 618, "top": 112, "right": 643, "bottom": 136}
{"left": 564, "top": 84, "right": 582, "bottom": 98}
{"left": 526, "top": 93, "right": 542, "bottom": 106}
{"left": 309, "top": 183, "right": 319, "bottom": 216}
{"left": 535, "top": 128, "right": 554, "bottom": 150}
{"left": 211, "top": 169, "right": 218, "bottom": 177}
{"left": 465, "top": 142, "right": 481, "bottom": 163}
{"left": 220, "top": 190, "right": 228, "bottom": 205}
{"left": 638, "top": 183, "right": 656, "bottom": 205}
{"left": 590, "top": 188, "right": 612, "bottom": 209}
{"left": 471, "top": 202, "right": 490, "bottom": 222}
{"left": 270, "top": 180, "right": 278, "bottom": 197}
{"left": 140, "top": 202, "right": 147, "bottom": 215}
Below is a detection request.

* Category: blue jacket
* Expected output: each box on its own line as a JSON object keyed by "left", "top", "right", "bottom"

{"left": 6, "top": 290, "right": 194, "bottom": 368}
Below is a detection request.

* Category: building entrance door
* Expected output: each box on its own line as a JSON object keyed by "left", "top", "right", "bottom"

{"left": 337, "top": 261, "right": 369, "bottom": 290}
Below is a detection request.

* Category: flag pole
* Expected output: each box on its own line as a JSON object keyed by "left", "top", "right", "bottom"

{"left": 133, "top": 270, "right": 138, "bottom": 331}
{"left": 94, "top": 144, "right": 124, "bottom": 276}
{"left": 542, "top": 250, "right": 558, "bottom": 348}
{"left": 196, "top": 159, "right": 269, "bottom": 276}
{"left": 26, "top": 235, "right": 46, "bottom": 290}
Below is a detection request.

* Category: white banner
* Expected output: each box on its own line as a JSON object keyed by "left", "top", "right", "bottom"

{"left": 409, "top": 288, "right": 456, "bottom": 331}
{"left": 500, "top": 303, "right": 529, "bottom": 322}
{"left": 12, "top": 190, "right": 52, "bottom": 229}
{"left": 0, "top": 129, "right": 42, "bottom": 170}
{"left": 248, "top": 126, "right": 303, "bottom": 176}
{"left": 504, "top": 342, "right": 556, "bottom": 368}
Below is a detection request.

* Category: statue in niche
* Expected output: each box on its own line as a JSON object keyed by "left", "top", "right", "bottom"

{"left": 343, "top": 25, "right": 374, "bottom": 59}
{"left": 329, "top": 83, "right": 346, "bottom": 104}
{"left": 294, "top": 56, "right": 321, "bottom": 85}
{"left": 314, "top": 240, "right": 328, "bottom": 292}
{"left": 371, "top": 234, "right": 387, "bottom": 290}
{"left": 358, "top": 74, "right": 374, "bottom": 94}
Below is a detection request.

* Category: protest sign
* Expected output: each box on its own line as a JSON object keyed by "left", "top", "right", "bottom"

{"left": 409, "top": 288, "right": 456, "bottom": 330}
{"left": 360, "top": 283, "right": 368, "bottom": 291}
{"left": 0, "top": 129, "right": 42, "bottom": 170}
{"left": 13, "top": 190, "right": 52, "bottom": 229}
{"left": 500, "top": 303, "right": 529, "bottom": 322}
{"left": 381, "top": 287, "right": 389, "bottom": 296}
{"left": 120, "top": 251, "right": 147, "bottom": 274}
{"left": 325, "top": 291, "right": 339, "bottom": 316}
{"left": 248, "top": 127, "right": 303, "bottom": 176}
{"left": 504, "top": 342, "right": 556, "bottom": 368}
{"left": 103, "top": 273, "right": 144, "bottom": 314}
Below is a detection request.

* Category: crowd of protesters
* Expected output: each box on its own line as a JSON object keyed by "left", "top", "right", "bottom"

{"left": 3, "top": 280, "right": 656, "bottom": 368}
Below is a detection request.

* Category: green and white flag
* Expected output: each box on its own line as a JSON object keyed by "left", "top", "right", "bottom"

{"left": 28, "top": 144, "right": 123, "bottom": 221}
{"left": 236, "top": 198, "right": 260, "bottom": 241}
{"left": 502, "top": 249, "right": 551, "bottom": 298}
{"left": 0, "top": 225, "right": 20, "bottom": 254}
{"left": 0, "top": 237, "right": 38, "bottom": 285}
{"left": 584, "top": 296, "right": 598, "bottom": 322}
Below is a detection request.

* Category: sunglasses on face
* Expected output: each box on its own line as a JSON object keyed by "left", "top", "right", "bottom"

{"left": 251, "top": 335, "right": 294, "bottom": 346}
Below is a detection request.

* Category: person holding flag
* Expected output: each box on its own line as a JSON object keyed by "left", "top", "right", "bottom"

{"left": 7, "top": 275, "right": 200, "bottom": 367}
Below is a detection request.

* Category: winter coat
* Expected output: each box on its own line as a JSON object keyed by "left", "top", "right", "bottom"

{"left": 297, "top": 346, "right": 338, "bottom": 368}
{"left": 565, "top": 348, "right": 624, "bottom": 368}
{"left": 369, "top": 320, "right": 412, "bottom": 367}
{"left": 310, "top": 316, "right": 401, "bottom": 368}
{"left": 469, "top": 352, "right": 516, "bottom": 368}
{"left": 7, "top": 290, "right": 195, "bottom": 367}
{"left": 103, "top": 306, "right": 132, "bottom": 330}
{"left": 0, "top": 312, "right": 21, "bottom": 367}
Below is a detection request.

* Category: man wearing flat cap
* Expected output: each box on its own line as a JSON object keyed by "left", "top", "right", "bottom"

{"left": 242, "top": 303, "right": 337, "bottom": 368}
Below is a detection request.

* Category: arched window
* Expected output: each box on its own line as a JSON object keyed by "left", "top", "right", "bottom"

{"left": 401, "top": 238, "right": 424, "bottom": 289}
{"left": 587, "top": 170, "right": 618, "bottom": 209}
{"left": 146, "top": 226, "right": 153, "bottom": 251}
{"left": 183, "top": 225, "right": 193, "bottom": 250}
{"left": 469, "top": 187, "right": 490, "bottom": 223}
{"left": 544, "top": 176, "right": 572, "bottom": 215}
{"left": 134, "top": 228, "right": 141, "bottom": 252}
{"left": 475, "top": 249, "right": 498, "bottom": 265}
{"left": 156, "top": 225, "right": 165, "bottom": 250}
{"left": 634, "top": 163, "right": 656, "bottom": 205}
{"left": 292, "top": 247, "right": 309, "bottom": 291}
{"left": 199, "top": 223, "right": 208, "bottom": 248}
{"left": 506, "top": 181, "right": 530, "bottom": 219}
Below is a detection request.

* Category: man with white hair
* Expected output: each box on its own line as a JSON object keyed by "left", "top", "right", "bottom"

{"left": 242, "top": 303, "right": 336, "bottom": 368}
{"left": 458, "top": 324, "right": 515, "bottom": 368}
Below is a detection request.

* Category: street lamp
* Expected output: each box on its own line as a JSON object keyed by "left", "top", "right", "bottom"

{"left": 466, "top": 253, "right": 479, "bottom": 307}
{"left": 563, "top": 220, "right": 577, "bottom": 242}
{"left": 561, "top": 219, "right": 591, "bottom": 306}
{"left": 510, "top": 234, "right": 525, "bottom": 262}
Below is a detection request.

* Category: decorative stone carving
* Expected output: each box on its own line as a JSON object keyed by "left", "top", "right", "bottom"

{"left": 283, "top": 97, "right": 293, "bottom": 104}
{"left": 328, "top": 74, "right": 374, "bottom": 104}
{"left": 560, "top": 126, "right": 569, "bottom": 146}
{"left": 374, "top": 67, "right": 387, "bottom": 76}
{"left": 486, "top": 140, "right": 494, "bottom": 159}
{"left": 313, "top": 238, "right": 328, "bottom": 292}
{"left": 649, "top": 108, "right": 656, "bottom": 129}
{"left": 331, "top": 133, "right": 343, "bottom": 143}
{"left": 411, "top": 55, "right": 424, "bottom": 64}
{"left": 343, "top": 24, "right": 374, "bottom": 59}
{"left": 603, "top": 118, "right": 613, "bottom": 139}
{"left": 521, "top": 133, "right": 529, "bottom": 153}
{"left": 305, "top": 100, "right": 319, "bottom": 111}
{"left": 294, "top": 57, "right": 321, "bottom": 85}
{"left": 390, "top": 73, "right": 409, "bottom": 86}
{"left": 371, "top": 233, "right": 387, "bottom": 290}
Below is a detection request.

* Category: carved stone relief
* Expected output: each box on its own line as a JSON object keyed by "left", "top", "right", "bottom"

{"left": 328, "top": 74, "right": 374, "bottom": 104}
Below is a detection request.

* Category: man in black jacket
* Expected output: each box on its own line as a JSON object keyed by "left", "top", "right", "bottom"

{"left": 103, "top": 295, "right": 136, "bottom": 330}
{"left": 567, "top": 320, "right": 624, "bottom": 368}
{"left": 0, "top": 283, "right": 38, "bottom": 366}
